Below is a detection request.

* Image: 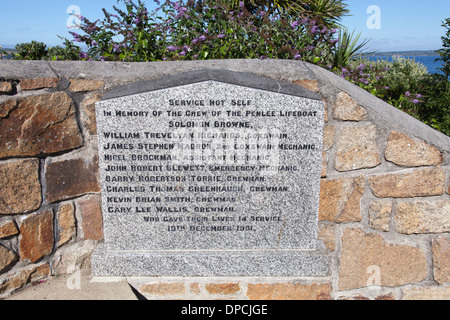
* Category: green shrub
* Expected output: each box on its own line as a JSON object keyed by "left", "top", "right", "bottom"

{"left": 416, "top": 73, "right": 450, "bottom": 135}
{"left": 338, "top": 57, "right": 449, "bottom": 135}
{"left": 64, "top": 0, "right": 337, "bottom": 66}
{"left": 47, "top": 40, "right": 81, "bottom": 61}
{"left": 12, "top": 40, "right": 80, "bottom": 61}
{"left": 14, "top": 41, "right": 48, "bottom": 60}
{"left": 436, "top": 18, "right": 450, "bottom": 80}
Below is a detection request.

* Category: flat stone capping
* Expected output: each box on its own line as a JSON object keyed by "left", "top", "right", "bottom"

{"left": 92, "top": 246, "right": 330, "bottom": 277}
{"left": 101, "top": 69, "right": 321, "bottom": 101}
{"left": 1, "top": 59, "right": 447, "bottom": 151}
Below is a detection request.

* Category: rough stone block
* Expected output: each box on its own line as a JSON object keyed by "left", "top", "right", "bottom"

{"left": 323, "top": 125, "right": 335, "bottom": 151}
{"left": 432, "top": 236, "right": 450, "bottom": 284}
{"left": 205, "top": 283, "right": 240, "bottom": 295}
{"left": 402, "top": 287, "right": 450, "bottom": 300}
{"left": 79, "top": 92, "right": 102, "bottom": 135}
{"left": 368, "top": 167, "right": 445, "bottom": 198}
{"left": 335, "top": 125, "right": 381, "bottom": 171}
{"left": 333, "top": 92, "right": 367, "bottom": 121}
{"left": 0, "top": 263, "right": 51, "bottom": 297}
{"left": 0, "top": 92, "right": 82, "bottom": 158}
{"left": 385, "top": 131, "right": 443, "bottom": 167}
{"left": 395, "top": 200, "right": 450, "bottom": 234}
{"left": 319, "top": 176, "right": 365, "bottom": 223}
{"left": 69, "top": 79, "right": 104, "bottom": 92}
{"left": 76, "top": 195, "right": 103, "bottom": 241}
{"left": 246, "top": 283, "right": 331, "bottom": 300}
{"left": 293, "top": 79, "right": 319, "bottom": 92}
{"left": 45, "top": 156, "right": 100, "bottom": 203}
{"left": 57, "top": 203, "right": 76, "bottom": 246}
{"left": 139, "top": 282, "right": 186, "bottom": 296}
{"left": 0, "top": 159, "right": 41, "bottom": 215}
{"left": 368, "top": 200, "right": 392, "bottom": 232}
{"left": 0, "top": 245, "right": 18, "bottom": 273}
{"left": 19, "top": 210, "right": 54, "bottom": 263}
{"left": 321, "top": 152, "right": 327, "bottom": 178}
{"left": 0, "top": 81, "right": 13, "bottom": 93}
{"left": 339, "top": 228, "right": 427, "bottom": 290}
{"left": 0, "top": 99, "right": 16, "bottom": 118}
{"left": 52, "top": 241, "right": 97, "bottom": 274}
{"left": 0, "top": 220, "right": 19, "bottom": 239}
{"left": 189, "top": 283, "right": 201, "bottom": 295}
{"left": 318, "top": 224, "right": 335, "bottom": 251}
{"left": 20, "top": 78, "right": 58, "bottom": 90}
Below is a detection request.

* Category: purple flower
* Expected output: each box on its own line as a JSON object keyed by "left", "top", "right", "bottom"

{"left": 413, "top": 99, "right": 419, "bottom": 104}
{"left": 79, "top": 52, "right": 88, "bottom": 60}
{"left": 311, "top": 26, "right": 319, "bottom": 34}
{"left": 217, "top": 34, "right": 226, "bottom": 39}
{"left": 416, "top": 94, "right": 423, "bottom": 98}
{"left": 239, "top": 1, "right": 245, "bottom": 7}
{"left": 293, "top": 54, "right": 302, "bottom": 59}
{"left": 291, "top": 21, "right": 300, "bottom": 28}
{"left": 167, "top": 45, "right": 177, "bottom": 52}
{"left": 198, "top": 35, "right": 206, "bottom": 41}
{"left": 179, "top": 51, "right": 187, "bottom": 57}
{"left": 405, "top": 91, "right": 411, "bottom": 97}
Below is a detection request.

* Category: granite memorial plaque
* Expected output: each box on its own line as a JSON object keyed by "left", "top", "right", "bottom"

{"left": 92, "top": 70, "right": 330, "bottom": 277}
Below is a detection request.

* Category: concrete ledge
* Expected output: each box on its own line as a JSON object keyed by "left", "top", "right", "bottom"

{"left": 92, "top": 245, "right": 331, "bottom": 277}
{"left": 6, "top": 273, "right": 138, "bottom": 300}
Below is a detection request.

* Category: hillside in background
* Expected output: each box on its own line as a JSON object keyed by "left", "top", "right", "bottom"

{"left": 366, "top": 50, "right": 439, "bottom": 57}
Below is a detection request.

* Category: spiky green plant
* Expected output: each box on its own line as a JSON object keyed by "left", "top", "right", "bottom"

{"left": 333, "top": 29, "right": 372, "bottom": 68}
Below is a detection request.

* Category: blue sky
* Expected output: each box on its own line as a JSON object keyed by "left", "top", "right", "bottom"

{"left": 340, "top": 0, "right": 450, "bottom": 52}
{"left": 0, "top": 0, "right": 449, "bottom": 52}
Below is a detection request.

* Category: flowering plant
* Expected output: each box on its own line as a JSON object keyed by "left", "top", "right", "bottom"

{"left": 64, "top": 0, "right": 338, "bottom": 66}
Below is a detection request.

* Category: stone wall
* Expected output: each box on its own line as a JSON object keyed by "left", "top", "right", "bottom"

{"left": 0, "top": 60, "right": 449, "bottom": 300}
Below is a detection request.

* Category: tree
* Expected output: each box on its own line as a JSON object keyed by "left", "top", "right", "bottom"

{"left": 436, "top": 18, "right": 450, "bottom": 81}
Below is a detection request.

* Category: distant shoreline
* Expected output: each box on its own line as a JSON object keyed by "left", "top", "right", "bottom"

{"left": 365, "top": 50, "right": 439, "bottom": 57}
